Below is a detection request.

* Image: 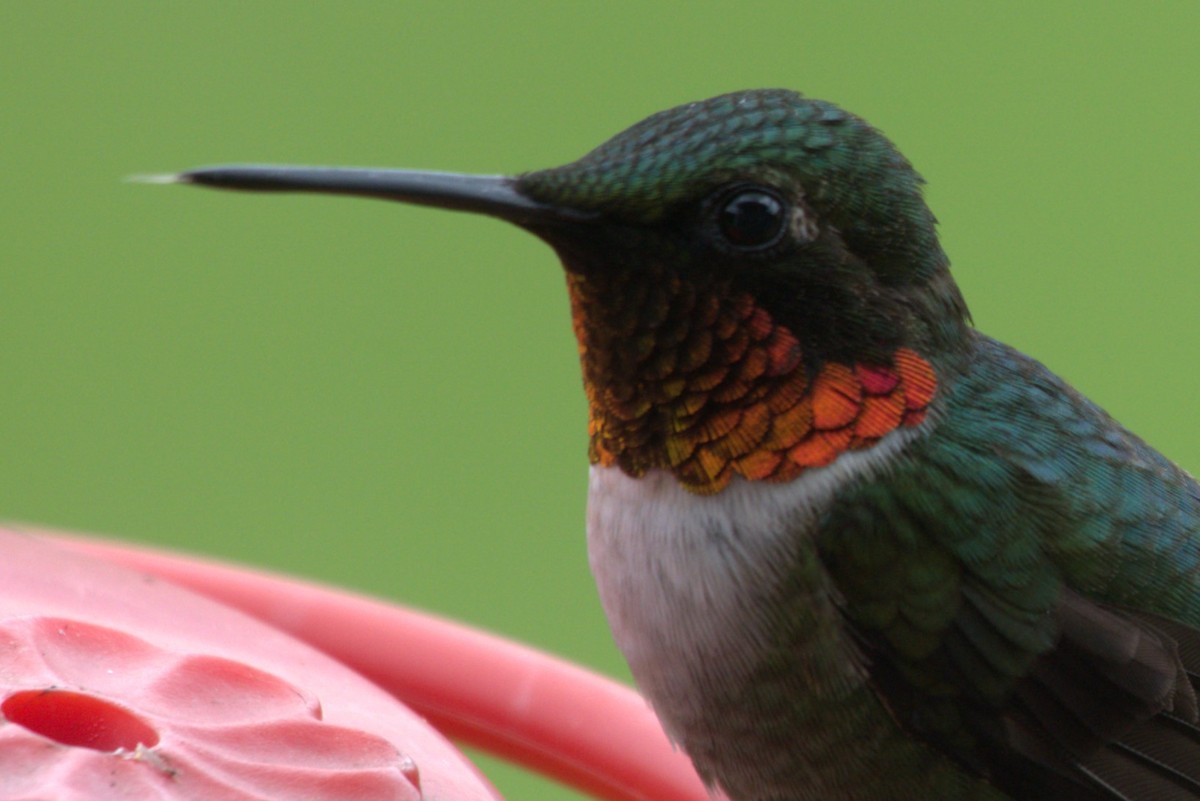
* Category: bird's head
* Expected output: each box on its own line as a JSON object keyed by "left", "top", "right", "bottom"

{"left": 171, "top": 89, "right": 967, "bottom": 493}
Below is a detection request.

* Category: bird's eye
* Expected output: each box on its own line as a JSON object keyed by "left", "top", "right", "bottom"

{"left": 716, "top": 188, "right": 788, "bottom": 250}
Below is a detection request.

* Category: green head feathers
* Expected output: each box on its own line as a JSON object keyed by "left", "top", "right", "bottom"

{"left": 519, "top": 89, "right": 947, "bottom": 287}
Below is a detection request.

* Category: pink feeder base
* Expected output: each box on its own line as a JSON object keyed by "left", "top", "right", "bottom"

{"left": 0, "top": 527, "right": 713, "bottom": 801}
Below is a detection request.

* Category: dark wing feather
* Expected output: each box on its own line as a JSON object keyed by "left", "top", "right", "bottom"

{"left": 1006, "top": 595, "right": 1200, "bottom": 800}
{"left": 846, "top": 582, "right": 1200, "bottom": 800}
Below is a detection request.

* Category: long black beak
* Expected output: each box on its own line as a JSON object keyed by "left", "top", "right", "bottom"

{"left": 144, "top": 165, "right": 595, "bottom": 227}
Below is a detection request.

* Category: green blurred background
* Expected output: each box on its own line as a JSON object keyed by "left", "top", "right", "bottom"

{"left": 3, "top": 3, "right": 1198, "bottom": 798}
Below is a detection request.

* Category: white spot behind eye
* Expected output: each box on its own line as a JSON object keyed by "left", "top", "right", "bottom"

{"left": 791, "top": 203, "right": 819, "bottom": 244}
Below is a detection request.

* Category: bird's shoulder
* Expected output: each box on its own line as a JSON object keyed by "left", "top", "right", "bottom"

{"left": 926, "top": 332, "right": 1200, "bottom": 610}
{"left": 815, "top": 331, "right": 1200, "bottom": 800}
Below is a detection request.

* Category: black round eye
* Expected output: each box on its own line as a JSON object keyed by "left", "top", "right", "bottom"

{"left": 717, "top": 188, "right": 787, "bottom": 249}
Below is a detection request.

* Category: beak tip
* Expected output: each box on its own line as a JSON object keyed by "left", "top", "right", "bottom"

{"left": 126, "top": 172, "right": 190, "bottom": 186}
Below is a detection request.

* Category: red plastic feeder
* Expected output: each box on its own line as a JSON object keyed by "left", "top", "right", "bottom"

{"left": 0, "top": 527, "right": 713, "bottom": 801}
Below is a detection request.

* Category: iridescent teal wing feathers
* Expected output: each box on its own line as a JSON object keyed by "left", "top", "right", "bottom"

{"left": 822, "top": 334, "right": 1200, "bottom": 800}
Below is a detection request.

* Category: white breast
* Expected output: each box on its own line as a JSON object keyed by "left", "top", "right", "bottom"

{"left": 586, "top": 429, "right": 920, "bottom": 749}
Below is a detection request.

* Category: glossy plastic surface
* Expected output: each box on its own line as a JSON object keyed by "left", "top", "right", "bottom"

{"left": 53, "top": 531, "right": 715, "bottom": 801}
{"left": 0, "top": 528, "right": 498, "bottom": 801}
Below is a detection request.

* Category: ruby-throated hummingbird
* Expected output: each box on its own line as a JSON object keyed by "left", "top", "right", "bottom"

{"left": 158, "top": 90, "right": 1200, "bottom": 800}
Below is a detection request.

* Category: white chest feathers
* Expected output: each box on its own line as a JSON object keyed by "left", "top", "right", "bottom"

{"left": 585, "top": 429, "right": 918, "bottom": 749}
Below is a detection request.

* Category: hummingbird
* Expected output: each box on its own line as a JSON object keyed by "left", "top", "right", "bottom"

{"left": 160, "top": 89, "right": 1200, "bottom": 800}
